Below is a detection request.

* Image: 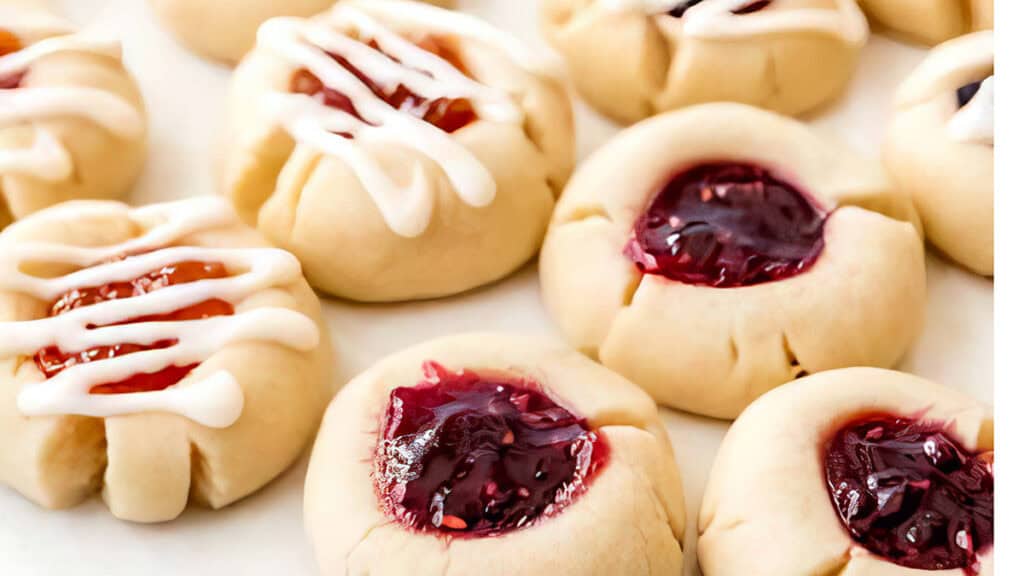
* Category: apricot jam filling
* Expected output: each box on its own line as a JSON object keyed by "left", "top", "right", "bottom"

{"left": 33, "top": 260, "right": 234, "bottom": 395}
{"left": 626, "top": 162, "right": 827, "bottom": 288}
{"left": 824, "top": 414, "right": 994, "bottom": 573}
{"left": 374, "top": 362, "right": 609, "bottom": 537}
{"left": 290, "top": 35, "right": 478, "bottom": 134}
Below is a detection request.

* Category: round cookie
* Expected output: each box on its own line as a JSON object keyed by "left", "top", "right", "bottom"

{"left": 0, "top": 0, "right": 147, "bottom": 230}
{"left": 698, "top": 368, "right": 993, "bottom": 575}
{"left": 305, "top": 332, "right": 686, "bottom": 576}
{"left": 884, "top": 31, "right": 992, "bottom": 275}
{"left": 0, "top": 197, "right": 333, "bottom": 523}
{"left": 540, "top": 103, "right": 926, "bottom": 419}
{"left": 223, "top": 0, "right": 574, "bottom": 302}
{"left": 858, "top": 0, "right": 993, "bottom": 45}
{"left": 148, "top": 0, "right": 455, "bottom": 64}
{"left": 540, "top": 0, "right": 869, "bottom": 124}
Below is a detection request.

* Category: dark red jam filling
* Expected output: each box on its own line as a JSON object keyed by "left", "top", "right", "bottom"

{"left": 0, "top": 29, "right": 25, "bottom": 89}
{"left": 824, "top": 414, "right": 994, "bottom": 573}
{"left": 290, "top": 35, "right": 478, "bottom": 135}
{"left": 33, "top": 260, "right": 234, "bottom": 395}
{"left": 626, "top": 162, "right": 827, "bottom": 288}
{"left": 668, "top": 0, "right": 771, "bottom": 17}
{"left": 374, "top": 362, "right": 608, "bottom": 537}
{"left": 956, "top": 76, "right": 991, "bottom": 108}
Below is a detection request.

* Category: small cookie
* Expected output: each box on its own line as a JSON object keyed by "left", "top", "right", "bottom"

{"left": 858, "top": 0, "right": 993, "bottom": 45}
{"left": 223, "top": 0, "right": 574, "bottom": 301}
{"left": 148, "top": 0, "right": 455, "bottom": 64}
{"left": 541, "top": 103, "right": 926, "bottom": 419}
{"left": 540, "top": 0, "right": 869, "bottom": 124}
{"left": 0, "top": 0, "right": 147, "bottom": 230}
{"left": 699, "top": 368, "right": 993, "bottom": 575}
{"left": 305, "top": 333, "right": 685, "bottom": 576}
{"left": 0, "top": 197, "right": 332, "bottom": 522}
{"left": 884, "top": 31, "right": 993, "bottom": 275}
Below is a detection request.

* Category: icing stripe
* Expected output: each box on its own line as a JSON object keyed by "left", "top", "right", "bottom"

{"left": 0, "top": 13, "right": 144, "bottom": 181}
{"left": 948, "top": 76, "right": 993, "bottom": 146}
{"left": 257, "top": 2, "right": 530, "bottom": 237}
{"left": 0, "top": 198, "right": 320, "bottom": 429}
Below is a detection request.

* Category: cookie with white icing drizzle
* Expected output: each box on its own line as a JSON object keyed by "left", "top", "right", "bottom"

{"left": 223, "top": 0, "right": 574, "bottom": 302}
{"left": 0, "top": 0, "right": 147, "bottom": 230}
{"left": 884, "top": 31, "right": 993, "bottom": 276}
{"left": 0, "top": 197, "right": 333, "bottom": 523}
{"left": 149, "top": 0, "right": 455, "bottom": 64}
{"left": 857, "top": 0, "right": 992, "bottom": 46}
{"left": 541, "top": 0, "right": 869, "bottom": 123}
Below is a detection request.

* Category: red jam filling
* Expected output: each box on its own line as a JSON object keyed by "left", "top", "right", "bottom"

{"left": 290, "top": 35, "right": 478, "bottom": 134}
{"left": 626, "top": 162, "right": 827, "bottom": 288}
{"left": 374, "top": 362, "right": 609, "bottom": 537}
{"left": 33, "top": 260, "right": 234, "bottom": 395}
{"left": 824, "top": 414, "right": 994, "bottom": 573}
{"left": 668, "top": 0, "right": 771, "bottom": 17}
{"left": 0, "top": 28, "right": 25, "bottom": 89}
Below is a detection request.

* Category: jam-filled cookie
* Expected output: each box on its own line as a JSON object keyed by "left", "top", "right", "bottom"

{"left": 223, "top": 0, "right": 574, "bottom": 301}
{"left": 148, "top": 0, "right": 455, "bottom": 64}
{"left": 0, "top": 197, "right": 332, "bottom": 523}
{"left": 541, "top": 103, "right": 926, "bottom": 419}
{"left": 858, "top": 0, "right": 993, "bottom": 45}
{"left": 0, "top": 1, "right": 147, "bottom": 230}
{"left": 884, "top": 31, "right": 993, "bottom": 275}
{"left": 305, "top": 333, "right": 685, "bottom": 576}
{"left": 540, "top": 0, "right": 869, "bottom": 124}
{"left": 699, "top": 368, "right": 993, "bottom": 576}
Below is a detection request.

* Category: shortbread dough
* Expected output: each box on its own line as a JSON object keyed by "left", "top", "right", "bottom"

{"left": 884, "top": 31, "right": 993, "bottom": 275}
{"left": 0, "top": 197, "right": 333, "bottom": 523}
{"left": 541, "top": 103, "right": 927, "bottom": 419}
{"left": 305, "top": 332, "right": 686, "bottom": 576}
{"left": 699, "top": 368, "right": 993, "bottom": 575}
{"left": 223, "top": 0, "right": 574, "bottom": 301}
{"left": 858, "top": 0, "right": 993, "bottom": 45}
{"left": 0, "top": 0, "right": 146, "bottom": 230}
{"left": 148, "top": 0, "right": 454, "bottom": 63}
{"left": 540, "top": 0, "right": 869, "bottom": 123}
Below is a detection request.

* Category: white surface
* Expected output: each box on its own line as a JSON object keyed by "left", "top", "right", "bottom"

{"left": 1, "top": 1, "right": 993, "bottom": 575}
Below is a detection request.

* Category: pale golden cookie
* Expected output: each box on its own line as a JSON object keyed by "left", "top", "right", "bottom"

{"left": 858, "top": 0, "right": 993, "bottom": 45}
{"left": 0, "top": 197, "right": 332, "bottom": 523}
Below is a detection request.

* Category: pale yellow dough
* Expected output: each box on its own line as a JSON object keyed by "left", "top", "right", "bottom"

{"left": 698, "top": 368, "right": 994, "bottom": 576}
{"left": 858, "top": 0, "right": 993, "bottom": 45}
{"left": 305, "top": 332, "right": 686, "bottom": 576}
{"left": 0, "top": 200, "right": 333, "bottom": 523}
{"left": 0, "top": 1, "right": 147, "bottom": 231}
{"left": 540, "top": 0, "right": 868, "bottom": 124}
{"left": 223, "top": 1, "right": 575, "bottom": 302}
{"left": 884, "top": 31, "right": 993, "bottom": 275}
{"left": 148, "top": 0, "right": 455, "bottom": 64}
{"left": 540, "top": 103, "right": 927, "bottom": 419}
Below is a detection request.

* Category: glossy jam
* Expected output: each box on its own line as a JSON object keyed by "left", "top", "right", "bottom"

{"left": 626, "top": 162, "right": 827, "bottom": 288}
{"left": 34, "top": 260, "right": 234, "bottom": 395}
{"left": 374, "top": 362, "right": 608, "bottom": 537}
{"left": 824, "top": 414, "right": 994, "bottom": 573}
{"left": 0, "top": 29, "right": 24, "bottom": 89}
{"left": 668, "top": 0, "right": 771, "bottom": 17}
{"left": 956, "top": 77, "right": 990, "bottom": 108}
{"left": 290, "top": 35, "right": 478, "bottom": 134}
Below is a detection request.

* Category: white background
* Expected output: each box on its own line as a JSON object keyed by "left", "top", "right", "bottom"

{"left": 0, "top": 1, "right": 996, "bottom": 575}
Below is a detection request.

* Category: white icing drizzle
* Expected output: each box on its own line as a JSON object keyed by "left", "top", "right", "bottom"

{"left": 0, "top": 197, "right": 320, "bottom": 429}
{"left": 948, "top": 76, "right": 993, "bottom": 146}
{"left": 600, "top": 0, "right": 868, "bottom": 43}
{"left": 0, "top": 11, "right": 144, "bottom": 181}
{"left": 258, "top": 2, "right": 529, "bottom": 238}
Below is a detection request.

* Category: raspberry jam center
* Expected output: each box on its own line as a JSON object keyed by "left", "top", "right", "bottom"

{"left": 374, "top": 362, "right": 608, "bottom": 537}
{"left": 290, "top": 35, "right": 477, "bottom": 134}
{"left": 824, "top": 414, "right": 994, "bottom": 573}
{"left": 0, "top": 28, "right": 24, "bottom": 89}
{"left": 33, "top": 260, "right": 234, "bottom": 395}
{"left": 668, "top": 0, "right": 771, "bottom": 17}
{"left": 626, "top": 162, "right": 827, "bottom": 288}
